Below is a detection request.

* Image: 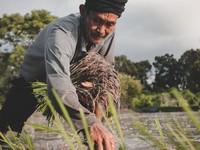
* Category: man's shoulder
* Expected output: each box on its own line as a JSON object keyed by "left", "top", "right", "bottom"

{"left": 48, "top": 13, "right": 80, "bottom": 34}
{"left": 39, "top": 13, "right": 80, "bottom": 42}
{"left": 59, "top": 13, "right": 80, "bottom": 21}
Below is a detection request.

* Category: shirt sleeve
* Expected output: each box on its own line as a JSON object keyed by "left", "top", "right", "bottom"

{"left": 44, "top": 29, "right": 100, "bottom": 131}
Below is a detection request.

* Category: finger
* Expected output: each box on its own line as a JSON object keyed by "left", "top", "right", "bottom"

{"left": 110, "top": 140, "right": 116, "bottom": 150}
{"left": 103, "top": 135, "right": 116, "bottom": 150}
{"left": 97, "top": 138, "right": 104, "bottom": 150}
{"left": 110, "top": 135, "right": 116, "bottom": 150}
{"left": 93, "top": 140, "right": 103, "bottom": 150}
{"left": 103, "top": 136, "right": 112, "bottom": 150}
{"left": 94, "top": 141, "right": 98, "bottom": 150}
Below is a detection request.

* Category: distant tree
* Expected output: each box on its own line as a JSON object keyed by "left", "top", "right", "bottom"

{"left": 190, "top": 60, "right": 200, "bottom": 92}
{"left": 119, "top": 73, "right": 143, "bottom": 108}
{"left": 0, "top": 10, "right": 58, "bottom": 103}
{"left": 115, "top": 55, "right": 152, "bottom": 89}
{"left": 0, "top": 52, "right": 11, "bottom": 100}
{"left": 115, "top": 55, "right": 137, "bottom": 76}
{"left": 0, "top": 10, "right": 57, "bottom": 48}
{"left": 179, "top": 49, "right": 200, "bottom": 92}
{"left": 181, "top": 89, "right": 196, "bottom": 105}
{"left": 135, "top": 60, "right": 152, "bottom": 88}
{"left": 152, "top": 54, "right": 181, "bottom": 91}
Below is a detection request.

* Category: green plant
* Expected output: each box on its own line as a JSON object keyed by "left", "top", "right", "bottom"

{"left": 0, "top": 128, "right": 34, "bottom": 150}
{"left": 133, "top": 88, "right": 200, "bottom": 149}
{"left": 119, "top": 73, "right": 143, "bottom": 108}
{"left": 0, "top": 90, "right": 126, "bottom": 150}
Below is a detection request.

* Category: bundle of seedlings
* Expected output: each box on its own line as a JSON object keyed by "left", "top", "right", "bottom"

{"left": 32, "top": 52, "right": 121, "bottom": 122}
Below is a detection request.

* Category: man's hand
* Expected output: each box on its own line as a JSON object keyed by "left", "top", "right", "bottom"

{"left": 89, "top": 123, "right": 116, "bottom": 150}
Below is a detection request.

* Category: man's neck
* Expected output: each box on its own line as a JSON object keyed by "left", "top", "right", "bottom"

{"left": 85, "top": 41, "right": 93, "bottom": 51}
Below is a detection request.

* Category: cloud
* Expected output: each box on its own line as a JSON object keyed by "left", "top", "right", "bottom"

{"left": 115, "top": 0, "right": 200, "bottom": 62}
{"left": 0, "top": 0, "right": 85, "bottom": 17}
{"left": 0, "top": 0, "right": 200, "bottom": 63}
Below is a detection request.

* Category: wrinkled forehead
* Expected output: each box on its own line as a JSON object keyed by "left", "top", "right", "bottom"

{"left": 88, "top": 10, "right": 119, "bottom": 22}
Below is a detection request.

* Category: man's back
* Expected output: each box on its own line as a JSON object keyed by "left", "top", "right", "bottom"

{"left": 20, "top": 13, "right": 80, "bottom": 82}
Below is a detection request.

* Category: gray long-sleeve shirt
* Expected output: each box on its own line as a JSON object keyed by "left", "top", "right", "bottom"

{"left": 19, "top": 13, "right": 115, "bottom": 131}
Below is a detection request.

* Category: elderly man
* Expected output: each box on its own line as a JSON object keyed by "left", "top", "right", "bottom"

{"left": 0, "top": 0, "right": 128, "bottom": 149}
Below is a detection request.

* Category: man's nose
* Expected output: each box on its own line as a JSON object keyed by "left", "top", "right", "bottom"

{"left": 97, "top": 25, "right": 106, "bottom": 35}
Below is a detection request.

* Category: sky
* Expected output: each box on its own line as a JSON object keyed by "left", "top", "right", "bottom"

{"left": 0, "top": 0, "right": 200, "bottom": 63}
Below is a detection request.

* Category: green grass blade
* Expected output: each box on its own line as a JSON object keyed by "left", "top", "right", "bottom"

{"left": 102, "top": 111, "right": 115, "bottom": 135}
{"left": 133, "top": 121, "right": 165, "bottom": 149}
{"left": 172, "top": 89, "right": 200, "bottom": 132}
{"left": 25, "top": 122, "right": 60, "bottom": 133}
{"left": 79, "top": 108, "right": 94, "bottom": 150}
{"left": 165, "top": 132, "right": 184, "bottom": 150}
{"left": 178, "top": 129, "right": 196, "bottom": 150}
{"left": 0, "top": 132, "right": 16, "bottom": 149}
{"left": 44, "top": 95, "right": 76, "bottom": 150}
{"left": 155, "top": 118, "right": 166, "bottom": 147}
{"left": 52, "top": 89, "right": 84, "bottom": 149}
{"left": 166, "top": 124, "right": 188, "bottom": 149}
{"left": 173, "top": 118, "right": 196, "bottom": 150}
{"left": 23, "top": 129, "right": 34, "bottom": 150}
{"left": 108, "top": 95, "right": 125, "bottom": 148}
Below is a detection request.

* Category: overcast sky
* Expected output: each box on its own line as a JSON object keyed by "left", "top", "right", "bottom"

{"left": 1, "top": 0, "right": 200, "bottom": 62}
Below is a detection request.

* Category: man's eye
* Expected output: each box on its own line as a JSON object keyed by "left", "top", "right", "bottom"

{"left": 93, "top": 18, "right": 101, "bottom": 23}
{"left": 106, "top": 23, "right": 115, "bottom": 28}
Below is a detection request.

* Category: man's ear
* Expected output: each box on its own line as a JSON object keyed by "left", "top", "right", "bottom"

{"left": 79, "top": 4, "right": 87, "bottom": 16}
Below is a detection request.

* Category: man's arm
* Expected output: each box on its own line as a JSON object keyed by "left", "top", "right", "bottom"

{"left": 45, "top": 28, "right": 116, "bottom": 149}
{"left": 45, "top": 28, "right": 100, "bottom": 129}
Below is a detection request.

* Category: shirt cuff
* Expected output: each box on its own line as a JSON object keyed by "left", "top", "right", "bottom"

{"left": 73, "top": 113, "right": 101, "bottom": 132}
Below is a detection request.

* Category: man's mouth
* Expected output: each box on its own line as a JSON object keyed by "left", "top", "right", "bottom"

{"left": 92, "top": 32, "right": 105, "bottom": 40}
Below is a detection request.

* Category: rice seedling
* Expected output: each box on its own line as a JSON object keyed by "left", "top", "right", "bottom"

{"left": 0, "top": 52, "right": 123, "bottom": 149}
{"left": 0, "top": 127, "right": 34, "bottom": 150}
{"left": 0, "top": 91, "right": 125, "bottom": 150}
{"left": 32, "top": 52, "right": 120, "bottom": 122}
{"left": 133, "top": 88, "right": 200, "bottom": 150}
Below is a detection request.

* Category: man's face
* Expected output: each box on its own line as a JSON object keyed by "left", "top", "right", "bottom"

{"left": 83, "top": 11, "right": 118, "bottom": 44}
